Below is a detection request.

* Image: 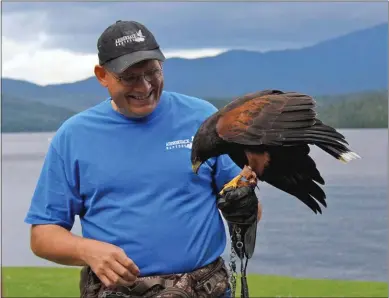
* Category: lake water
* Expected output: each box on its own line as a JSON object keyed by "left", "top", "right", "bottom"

{"left": 2, "top": 129, "right": 387, "bottom": 282}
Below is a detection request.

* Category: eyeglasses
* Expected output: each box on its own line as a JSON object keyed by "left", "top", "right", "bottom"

{"left": 110, "top": 68, "right": 163, "bottom": 87}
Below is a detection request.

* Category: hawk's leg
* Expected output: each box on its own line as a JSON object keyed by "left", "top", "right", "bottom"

{"left": 219, "top": 165, "right": 257, "bottom": 195}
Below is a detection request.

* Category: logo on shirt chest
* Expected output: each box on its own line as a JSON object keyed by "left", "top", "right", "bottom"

{"left": 166, "top": 136, "right": 194, "bottom": 150}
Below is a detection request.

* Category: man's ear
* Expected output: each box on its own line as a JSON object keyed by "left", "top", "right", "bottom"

{"left": 94, "top": 65, "right": 109, "bottom": 87}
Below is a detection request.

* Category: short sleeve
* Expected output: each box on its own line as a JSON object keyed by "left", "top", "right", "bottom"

{"left": 213, "top": 154, "right": 242, "bottom": 192}
{"left": 24, "top": 144, "right": 84, "bottom": 230}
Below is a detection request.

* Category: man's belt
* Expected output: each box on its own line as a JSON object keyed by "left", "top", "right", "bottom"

{"left": 80, "top": 257, "right": 230, "bottom": 297}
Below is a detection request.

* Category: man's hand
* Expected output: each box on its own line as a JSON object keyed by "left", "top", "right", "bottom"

{"left": 30, "top": 224, "right": 139, "bottom": 289}
{"left": 217, "top": 186, "right": 258, "bottom": 225}
{"left": 218, "top": 185, "right": 260, "bottom": 259}
{"left": 78, "top": 239, "right": 140, "bottom": 288}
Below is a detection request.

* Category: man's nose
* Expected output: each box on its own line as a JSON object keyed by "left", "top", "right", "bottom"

{"left": 132, "top": 76, "right": 152, "bottom": 93}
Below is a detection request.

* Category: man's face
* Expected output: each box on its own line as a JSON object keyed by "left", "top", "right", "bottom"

{"left": 96, "top": 59, "right": 164, "bottom": 118}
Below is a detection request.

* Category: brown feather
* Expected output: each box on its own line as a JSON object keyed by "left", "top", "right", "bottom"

{"left": 216, "top": 91, "right": 317, "bottom": 145}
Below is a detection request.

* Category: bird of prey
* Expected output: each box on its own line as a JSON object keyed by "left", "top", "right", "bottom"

{"left": 191, "top": 89, "right": 360, "bottom": 214}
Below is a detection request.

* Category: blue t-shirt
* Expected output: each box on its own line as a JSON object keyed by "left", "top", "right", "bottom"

{"left": 25, "top": 90, "right": 241, "bottom": 276}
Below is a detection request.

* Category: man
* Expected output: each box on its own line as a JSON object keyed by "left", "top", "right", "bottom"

{"left": 25, "top": 20, "right": 262, "bottom": 297}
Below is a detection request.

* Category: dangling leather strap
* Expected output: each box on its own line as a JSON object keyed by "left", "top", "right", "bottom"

{"left": 228, "top": 219, "right": 258, "bottom": 298}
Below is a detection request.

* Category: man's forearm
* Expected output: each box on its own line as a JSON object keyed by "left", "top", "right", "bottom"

{"left": 257, "top": 201, "right": 262, "bottom": 221}
{"left": 30, "top": 224, "right": 90, "bottom": 266}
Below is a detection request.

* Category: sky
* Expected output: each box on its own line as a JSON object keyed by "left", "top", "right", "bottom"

{"left": 2, "top": 2, "right": 388, "bottom": 85}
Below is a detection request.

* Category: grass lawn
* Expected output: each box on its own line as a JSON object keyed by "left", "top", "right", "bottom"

{"left": 2, "top": 267, "right": 387, "bottom": 297}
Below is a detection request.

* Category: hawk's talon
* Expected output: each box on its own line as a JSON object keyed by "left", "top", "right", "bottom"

{"left": 219, "top": 174, "right": 243, "bottom": 196}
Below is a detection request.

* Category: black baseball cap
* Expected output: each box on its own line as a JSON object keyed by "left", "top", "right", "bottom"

{"left": 97, "top": 20, "right": 166, "bottom": 74}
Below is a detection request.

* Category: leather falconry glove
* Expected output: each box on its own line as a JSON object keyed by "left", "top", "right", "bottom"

{"left": 217, "top": 185, "right": 259, "bottom": 259}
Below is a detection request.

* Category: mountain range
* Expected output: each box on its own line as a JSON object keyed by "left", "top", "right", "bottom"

{"left": 1, "top": 22, "right": 388, "bottom": 132}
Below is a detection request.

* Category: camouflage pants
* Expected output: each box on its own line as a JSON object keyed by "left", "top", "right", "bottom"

{"left": 80, "top": 257, "right": 231, "bottom": 298}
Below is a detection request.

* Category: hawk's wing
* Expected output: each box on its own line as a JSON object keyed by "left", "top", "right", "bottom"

{"left": 215, "top": 90, "right": 322, "bottom": 146}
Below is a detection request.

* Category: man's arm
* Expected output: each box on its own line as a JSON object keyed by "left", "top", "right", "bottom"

{"left": 25, "top": 143, "right": 139, "bottom": 287}
{"left": 30, "top": 224, "right": 139, "bottom": 288}
{"left": 257, "top": 200, "right": 262, "bottom": 221}
{"left": 30, "top": 224, "right": 87, "bottom": 266}
{"left": 25, "top": 143, "right": 88, "bottom": 266}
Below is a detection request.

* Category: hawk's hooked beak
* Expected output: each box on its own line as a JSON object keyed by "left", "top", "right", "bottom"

{"left": 192, "top": 161, "right": 202, "bottom": 174}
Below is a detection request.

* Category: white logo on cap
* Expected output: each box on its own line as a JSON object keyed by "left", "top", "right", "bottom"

{"left": 115, "top": 30, "right": 146, "bottom": 47}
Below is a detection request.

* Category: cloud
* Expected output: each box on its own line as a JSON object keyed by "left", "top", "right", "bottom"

{"left": 2, "top": 37, "right": 226, "bottom": 85}
{"left": 2, "top": 36, "right": 98, "bottom": 85}
{"left": 2, "top": 2, "right": 387, "bottom": 53}
{"left": 1, "top": 2, "right": 387, "bottom": 85}
{"left": 164, "top": 48, "right": 228, "bottom": 60}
